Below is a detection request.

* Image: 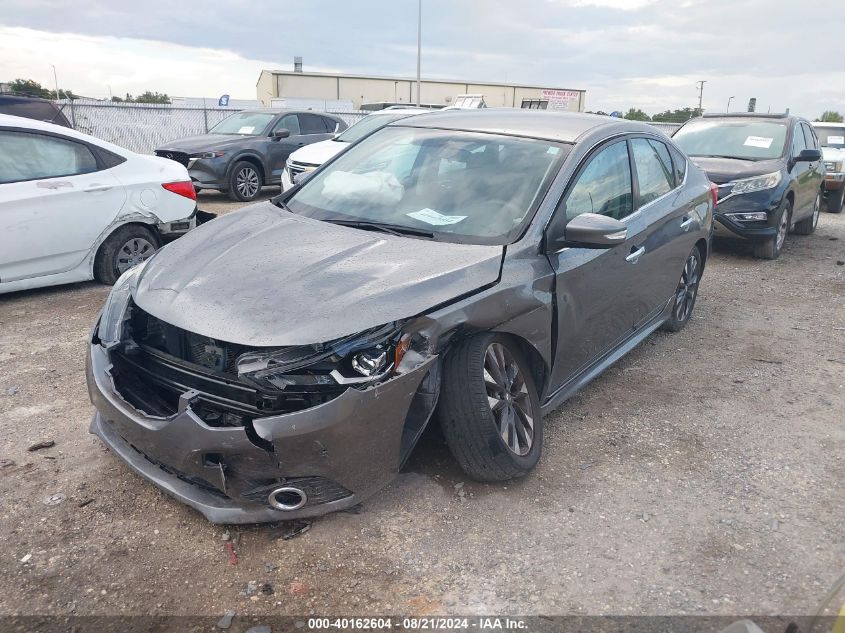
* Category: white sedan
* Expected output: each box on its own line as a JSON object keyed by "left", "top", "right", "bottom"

{"left": 0, "top": 114, "right": 201, "bottom": 294}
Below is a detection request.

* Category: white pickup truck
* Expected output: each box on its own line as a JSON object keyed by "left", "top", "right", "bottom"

{"left": 813, "top": 122, "right": 845, "bottom": 213}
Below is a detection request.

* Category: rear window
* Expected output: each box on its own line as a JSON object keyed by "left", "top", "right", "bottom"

{"left": 0, "top": 99, "right": 71, "bottom": 127}
{"left": 673, "top": 119, "right": 788, "bottom": 160}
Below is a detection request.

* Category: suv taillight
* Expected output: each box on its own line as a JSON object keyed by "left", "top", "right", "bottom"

{"left": 162, "top": 181, "right": 197, "bottom": 201}
{"left": 710, "top": 182, "right": 718, "bottom": 208}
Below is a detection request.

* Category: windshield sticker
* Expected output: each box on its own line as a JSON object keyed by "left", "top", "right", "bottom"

{"left": 828, "top": 135, "right": 845, "bottom": 145}
{"left": 547, "top": 147, "right": 560, "bottom": 155}
{"left": 237, "top": 126, "right": 255, "bottom": 134}
{"left": 406, "top": 208, "right": 467, "bottom": 226}
{"left": 744, "top": 136, "right": 774, "bottom": 149}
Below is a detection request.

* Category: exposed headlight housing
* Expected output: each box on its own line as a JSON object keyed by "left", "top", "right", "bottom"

{"left": 729, "top": 171, "right": 782, "bottom": 195}
{"left": 236, "top": 324, "right": 411, "bottom": 390}
{"left": 97, "top": 260, "right": 148, "bottom": 346}
{"left": 824, "top": 161, "right": 843, "bottom": 172}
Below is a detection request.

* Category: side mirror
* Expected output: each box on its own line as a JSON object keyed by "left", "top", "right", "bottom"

{"left": 549, "top": 213, "right": 628, "bottom": 250}
{"left": 795, "top": 148, "right": 821, "bottom": 162}
{"left": 272, "top": 128, "right": 290, "bottom": 140}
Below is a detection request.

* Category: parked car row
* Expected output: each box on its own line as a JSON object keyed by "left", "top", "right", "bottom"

{"left": 0, "top": 102, "right": 836, "bottom": 525}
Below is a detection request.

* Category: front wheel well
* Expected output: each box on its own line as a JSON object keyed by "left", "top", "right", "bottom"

{"left": 229, "top": 155, "right": 266, "bottom": 184}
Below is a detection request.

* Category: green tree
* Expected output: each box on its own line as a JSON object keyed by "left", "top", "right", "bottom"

{"left": 9, "top": 78, "right": 52, "bottom": 99}
{"left": 816, "top": 111, "right": 844, "bottom": 123}
{"left": 133, "top": 91, "right": 170, "bottom": 104}
{"left": 652, "top": 107, "right": 700, "bottom": 123}
{"left": 624, "top": 108, "right": 651, "bottom": 121}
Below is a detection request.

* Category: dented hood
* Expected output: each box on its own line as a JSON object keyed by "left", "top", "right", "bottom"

{"left": 133, "top": 203, "right": 504, "bottom": 346}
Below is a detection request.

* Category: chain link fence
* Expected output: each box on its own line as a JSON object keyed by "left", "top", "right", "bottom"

{"left": 54, "top": 100, "right": 680, "bottom": 154}
{"left": 54, "top": 99, "right": 367, "bottom": 154}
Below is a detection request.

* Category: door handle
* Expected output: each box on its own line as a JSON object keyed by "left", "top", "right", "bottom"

{"left": 626, "top": 246, "right": 646, "bottom": 264}
{"left": 680, "top": 216, "right": 695, "bottom": 231}
{"left": 85, "top": 184, "right": 113, "bottom": 192}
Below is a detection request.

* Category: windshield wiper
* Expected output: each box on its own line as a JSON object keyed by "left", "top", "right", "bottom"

{"left": 325, "top": 219, "right": 435, "bottom": 239}
{"left": 692, "top": 154, "right": 760, "bottom": 161}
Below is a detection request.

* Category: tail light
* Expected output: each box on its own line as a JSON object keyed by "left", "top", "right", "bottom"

{"left": 709, "top": 182, "right": 718, "bottom": 208}
{"left": 162, "top": 181, "right": 197, "bottom": 201}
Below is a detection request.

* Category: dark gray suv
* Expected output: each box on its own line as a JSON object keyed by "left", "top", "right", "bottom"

{"left": 155, "top": 109, "right": 347, "bottom": 201}
{"left": 88, "top": 110, "right": 714, "bottom": 523}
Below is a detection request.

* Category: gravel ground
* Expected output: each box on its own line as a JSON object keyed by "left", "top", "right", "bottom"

{"left": 1, "top": 189, "right": 843, "bottom": 621}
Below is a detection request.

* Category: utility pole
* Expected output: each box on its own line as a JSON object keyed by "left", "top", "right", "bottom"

{"left": 50, "top": 64, "right": 59, "bottom": 100}
{"left": 696, "top": 80, "right": 706, "bottom": 116}
{"left": 416, "top": 0, "right": 422, "bottom": 107}
{"left": 726, "top": 95, "right": 734, "bottom": 112}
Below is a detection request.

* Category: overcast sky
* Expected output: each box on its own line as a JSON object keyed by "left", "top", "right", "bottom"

{"left": 1, "top": 0, "right": 843, "bottom": 118}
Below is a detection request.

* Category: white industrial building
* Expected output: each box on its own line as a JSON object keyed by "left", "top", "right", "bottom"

{"left": 256, "top": 69, "right": 586, "bottom": 112}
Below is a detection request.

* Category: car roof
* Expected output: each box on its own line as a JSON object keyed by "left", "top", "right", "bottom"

{"left": 0, "top": 113, "right": 130, "bottom": 155}
{"left": 391, "top": 108, "right": 657, "bottom": 143}
{"left": 696, "top": 113, "right": 803, "bottom": 125}
{"left": 239, "top": 108, "right": 343, "bottom": 118}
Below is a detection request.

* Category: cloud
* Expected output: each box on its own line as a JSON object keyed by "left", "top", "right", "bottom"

{"left": 0, "top": 0, "right": 843, "bottom": 119}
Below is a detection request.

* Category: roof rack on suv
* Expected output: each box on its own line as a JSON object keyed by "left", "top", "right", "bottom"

{"left": 702, "top": 112, "right": 789, "bottom": 119}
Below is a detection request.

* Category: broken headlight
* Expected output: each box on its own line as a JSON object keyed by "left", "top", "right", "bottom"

{"left": 236, "top": 323, "right": 411, "bottom": 390}
{"left": 97, "top": 260, "right": 148, "bottom": 346}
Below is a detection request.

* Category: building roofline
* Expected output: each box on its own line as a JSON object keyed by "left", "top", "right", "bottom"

{"left": 260, "top": 69, "right": 585, "bottom": 93}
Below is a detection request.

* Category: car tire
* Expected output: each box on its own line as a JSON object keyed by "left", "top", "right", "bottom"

{"left": 827, "top": 188, "right": 844, "bottom": 214}
{"left": 661, "top": 245, "right": 703, "bottom": 332}
{"left": 94, "top": 224, "right": 160, "bottom": 285}
{"left": 437, "top": 333, "right": 542, "bottom": 482}
{"left": 793, "top": 192, "right": 821, "bottom": 235}
{"left": 228, "top": 161, "right": 262, "bottom": 202}
{"left": 753, "top": 199, "right": 791, "bottom": 260}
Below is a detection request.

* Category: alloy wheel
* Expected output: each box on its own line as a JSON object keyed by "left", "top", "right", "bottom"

{"left": 674, "top": 253, "right": 700, "bottom": 323}
{"left": 483, "top": 343, "right": 535, "bottom": 456}
{"left": 236, "top": 166, "right": 260, "bottom": 198}
{"left": 116, "top": 237, "right": 155, "bottom": 274}
{"left": 776, "top": 208, "right": 789, "bottom": 250}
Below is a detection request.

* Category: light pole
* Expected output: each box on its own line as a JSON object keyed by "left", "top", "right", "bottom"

{"left": 416, "top": 0, "right": 421, "bottom": 107}
{"left": 726, "top": 96, "right": 735, "bottom": 112}
{"left": 50, "top": 64, "right": 59, "bottom": 100}
{"left": 696, "top": 80, "right": 706, "bottom": 115}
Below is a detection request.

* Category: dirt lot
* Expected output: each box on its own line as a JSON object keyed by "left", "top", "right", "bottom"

{"left": 1, "top": 189, "right": 843, "bottom": 622}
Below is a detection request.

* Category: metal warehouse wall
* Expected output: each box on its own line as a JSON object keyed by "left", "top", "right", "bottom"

{"left": 261, "top": 71, "right": 586, "bottom": 111}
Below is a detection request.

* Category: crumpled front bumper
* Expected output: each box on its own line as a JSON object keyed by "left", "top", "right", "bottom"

{"left": 87, "top": 342, "right": 436, "bottom": 524}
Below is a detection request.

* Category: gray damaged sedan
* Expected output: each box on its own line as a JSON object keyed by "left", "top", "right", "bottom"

{"left": 87, "top": 110, "right": 714, "bottom": 524}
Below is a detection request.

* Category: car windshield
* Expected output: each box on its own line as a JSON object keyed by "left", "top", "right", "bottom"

{"left": 209, "top": 112, "right": 275, "bottom": 135}
{"left": 335, "top": 113, "right": 419, "bottom": 143}
{"left": 673, "top": 119, "right": 787, "bottom": 160}
{"left": 815, "top": 126, "right": 845, "bottom": 149}
{"left": 285, "top": 126, "right": 569, "bottom": 245}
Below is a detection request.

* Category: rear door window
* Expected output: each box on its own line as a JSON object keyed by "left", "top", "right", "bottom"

{"left": 300, "top": 114, "right": 329, "bottom": 135}
{"left": 631, "top": 138, "right": 674, "bottom": 205}
{"left": 562, "top": 140, "right": 633, "bottom": 221}
{"left": 0, "top": 130, "right": 98, "bottom": 183}
{"left": 669, "top": 145, "right": 687, "bottom": 185}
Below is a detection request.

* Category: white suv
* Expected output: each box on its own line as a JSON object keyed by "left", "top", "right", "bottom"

{"left": 281, "top": 108, "right": 428, "bottom": 191}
